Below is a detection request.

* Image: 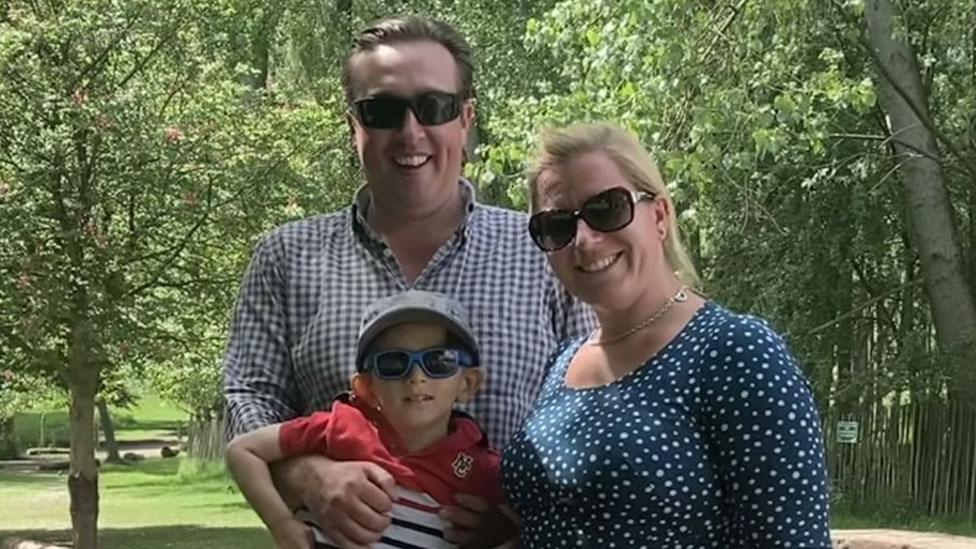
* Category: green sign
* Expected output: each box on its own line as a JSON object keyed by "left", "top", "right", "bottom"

{"left": 837, "top": 421, "right": 858, "bottom": 444}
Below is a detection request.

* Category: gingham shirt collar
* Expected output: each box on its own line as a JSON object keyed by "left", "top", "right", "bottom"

{"left": 351, "top": 178, "right": 478, "bottom": 242}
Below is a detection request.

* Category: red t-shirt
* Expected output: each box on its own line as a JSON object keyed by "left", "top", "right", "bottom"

{"left": 279, "top": 394, "right": 502, "bottom": 506}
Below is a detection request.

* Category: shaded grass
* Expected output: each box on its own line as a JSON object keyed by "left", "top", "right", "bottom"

{"left": 0, "top": 526, "right": 271, "bottom": 549}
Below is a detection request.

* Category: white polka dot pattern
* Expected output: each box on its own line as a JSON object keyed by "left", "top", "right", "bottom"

{"left": 501, "top": 302, "right": 831, "bottom": 548}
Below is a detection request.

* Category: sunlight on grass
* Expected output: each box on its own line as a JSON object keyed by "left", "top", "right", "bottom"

{"left": 0, "top": 457, "right": 269, "bottom": 548}
{"left": 13, "top": 394, "right": 189, "bottom": 448}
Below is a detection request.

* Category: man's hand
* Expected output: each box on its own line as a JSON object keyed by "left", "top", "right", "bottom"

{"left": 441, "top": 494, "right": 519, "bottom": 549}
{"left": 272, "top": 454, "right": 396, "bottom": 548}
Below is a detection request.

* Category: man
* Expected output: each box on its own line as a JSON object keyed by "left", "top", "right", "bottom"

{"left": 223, "top": 15, "right": 592, "bottom": 548}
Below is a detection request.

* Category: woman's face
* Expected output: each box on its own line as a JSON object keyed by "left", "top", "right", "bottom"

{"left": 534, "top": 150, "right": 669, "bottom": 312}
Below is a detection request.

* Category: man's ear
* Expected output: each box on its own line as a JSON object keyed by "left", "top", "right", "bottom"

{"left": 346, "top": 111, "right": 362, "bottom": 157}
{"left": 455, "top": 368, "right": 484, "bottom": 403}
{"left": 460, "top": 98, "right": 476, "bottom": 131}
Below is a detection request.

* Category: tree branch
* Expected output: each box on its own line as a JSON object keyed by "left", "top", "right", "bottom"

{"left": 830, "top": 0, "right": 976, "bottom": 178}
{"left": 68, "top": 14, "right": 141, "bottom": 92}
{"left": 125, "top": 179, "right": 214, "bottom": 298}
{"left": 801, "top": 278, "right": 924, "bottom": 338}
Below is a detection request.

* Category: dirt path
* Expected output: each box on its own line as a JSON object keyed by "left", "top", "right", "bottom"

{"left": 0, "top": 439, "right": 179, "bottom": 473}
{"left": 833, "top": 529, "right": 976, "bottom": 548}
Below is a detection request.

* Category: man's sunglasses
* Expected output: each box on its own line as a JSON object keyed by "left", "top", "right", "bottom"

{"left": 353, "top": 92, "right": 462, "bottom": 129}
{"left": 362, "top": 347, "right": 475, "bottom": 380}
{"left": 528, "top": 186, "right": 656, "bottom": 252}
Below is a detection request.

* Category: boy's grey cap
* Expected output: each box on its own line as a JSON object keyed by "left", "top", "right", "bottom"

{"left": 356, "top": 290, "right": 480, "bottom": 370}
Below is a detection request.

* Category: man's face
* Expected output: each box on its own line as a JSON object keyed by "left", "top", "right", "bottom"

{"left": 347, "top": 40, "right": 474, "bottom": 213}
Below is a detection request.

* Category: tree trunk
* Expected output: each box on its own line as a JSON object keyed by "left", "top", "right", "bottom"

{"left": 0, "top": 416, "right": 17, "bottom": 459}
{"left": 96, "top": 399, "right": 122, "bottom": 464}
{"left": 246, "top": 5, "right": 284, "bottom": 90}
{"left": 69, "top": 379, "right": 99, "bottom": 549}
{"left": 68, "top": 317, "right": 100, "bottom": 549}
{"left": 865, "top": 0, "right": 976, "bottom": 400}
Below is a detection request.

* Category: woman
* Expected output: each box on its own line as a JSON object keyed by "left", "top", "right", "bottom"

{"left": 501, "top": 122, "right": 831, "bottom": 548}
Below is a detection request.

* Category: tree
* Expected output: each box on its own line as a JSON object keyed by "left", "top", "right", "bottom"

{"left": 0, "top": 1, "right": 341, "bottom": 546}
{"left": 863, "top": 0, "right": 976, "bottom": 399}
{"left": 469, "top": 0, "right": 976, "bottom": 516}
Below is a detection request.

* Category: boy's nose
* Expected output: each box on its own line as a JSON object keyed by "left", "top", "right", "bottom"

{"left": 407, "top": 360, "right": 427, "bottom": 383}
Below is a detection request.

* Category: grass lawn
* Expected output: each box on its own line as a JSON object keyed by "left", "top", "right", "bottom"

{"left": 3, "top": 460, "right": 975, "bottom": 548}
{"left": 2, "top": 393, "right": 268, "bottom": 548}
{"left": 0, "top": 458, "right": 271, "bottom": 549}
{"left": 13, "top": 394, "right": 188, "bottom": 450}
{"left": 5, "top": 393, "right": 974, "bottom": 545}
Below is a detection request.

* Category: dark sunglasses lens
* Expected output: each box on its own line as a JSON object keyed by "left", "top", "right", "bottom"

{"left": 413, "top": 93, "right": 459, "bottom": 125}
{"left": 357, "top": 98, "right": 408, "bottom": 129}
{"left": 422, "top": 349, "right": 461, "bottom": 377}
{"left": 529, "top": 211, "right": 577, "bottom": 251}
{"left": 373, "top": 352, "right": 409, "bottom": 378}
{"left": 581, "top": 188, "right": 633, "bottom": 231}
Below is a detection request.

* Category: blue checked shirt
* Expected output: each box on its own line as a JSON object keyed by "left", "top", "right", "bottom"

{"left": 223, "top": 181, "right": 594, "bottom": 448}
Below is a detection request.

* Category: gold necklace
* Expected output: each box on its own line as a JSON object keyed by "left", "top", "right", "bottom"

{"left": 589, "top": 286, "right": 689, "bottom": 345}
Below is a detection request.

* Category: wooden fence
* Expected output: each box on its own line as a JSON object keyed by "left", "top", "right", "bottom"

{"left": 825, "top": 397, "right": 976, "bottom": 520}
{"left": 186, "top": 397, "right": 976, "bottom": 522}
{"left": 185, "top": 415, "right": 226, "bottom": 462}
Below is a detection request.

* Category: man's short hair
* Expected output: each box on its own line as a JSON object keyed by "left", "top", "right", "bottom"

{"left": 341, "top": 15, "right": 475, "bottom": 104}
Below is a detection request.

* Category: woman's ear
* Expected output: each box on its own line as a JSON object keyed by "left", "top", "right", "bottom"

{"left": 653, "top": 197, "right": 671, "bottom": 241}
{"left": 455, "top": 368, "right": 484, "bottom": 403}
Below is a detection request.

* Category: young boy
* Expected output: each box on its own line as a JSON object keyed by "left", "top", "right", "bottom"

{"left": 225, "top": 290, "right": 501, "bottom": 549}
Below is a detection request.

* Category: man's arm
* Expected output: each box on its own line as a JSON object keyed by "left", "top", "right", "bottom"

{"left": 222, "top": 234, "right": 396, "bottom": 547}
{"left": 223, "top": 233, "right": 299, "bottom": 438}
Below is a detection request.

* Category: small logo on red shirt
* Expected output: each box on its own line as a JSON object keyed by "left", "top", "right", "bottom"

{"left": 452, "top": 452, "right": 474, "bottom": 478}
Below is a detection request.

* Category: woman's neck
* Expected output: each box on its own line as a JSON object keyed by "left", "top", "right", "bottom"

{"left": 593, "top": 275, "right": 687, "bottom": 343}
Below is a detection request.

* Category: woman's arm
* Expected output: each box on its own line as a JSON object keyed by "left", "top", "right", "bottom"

{"left": 700, "top": 315, "right": 832, "bottom": 547}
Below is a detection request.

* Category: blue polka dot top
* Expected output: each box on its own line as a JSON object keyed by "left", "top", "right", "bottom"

{"left": 501, "top": 302, "right": 831, "bottom": 548}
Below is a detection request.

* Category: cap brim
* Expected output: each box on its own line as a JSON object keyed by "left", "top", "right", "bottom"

{"left": 356, "top": 307, "right": 481, "bottom": 370}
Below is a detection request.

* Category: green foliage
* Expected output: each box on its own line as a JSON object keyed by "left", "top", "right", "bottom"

{"left": 2, "top": 0, "right": 975, "bottom": 529}
{"left": 474, "top": 0, "right": 976, "bottom": 408}
{"left": 0, "top": 0, "right": 354, "bottom": 421}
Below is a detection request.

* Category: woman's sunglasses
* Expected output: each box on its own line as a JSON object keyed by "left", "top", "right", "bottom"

{"left": 528, "top": 186, "right": 656, "bottom": 252}
{"left": 353, "top": 92, "right": 462, "bottom": 129}
{"left": 361, "top": 347, "right": 475, "bottom": 380}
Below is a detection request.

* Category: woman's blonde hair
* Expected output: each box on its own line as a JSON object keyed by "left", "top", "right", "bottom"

{"left": 526, "top": 122, "right": 700, "bottom": 288}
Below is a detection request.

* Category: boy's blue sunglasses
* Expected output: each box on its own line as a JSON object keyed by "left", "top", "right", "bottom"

{"left": 361, "top": 347, "right": 475, "bottom": 380}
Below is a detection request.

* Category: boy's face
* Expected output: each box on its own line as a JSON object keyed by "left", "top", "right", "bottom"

{"left": 354, "top": 321, "right": 482, "bottom": 443}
